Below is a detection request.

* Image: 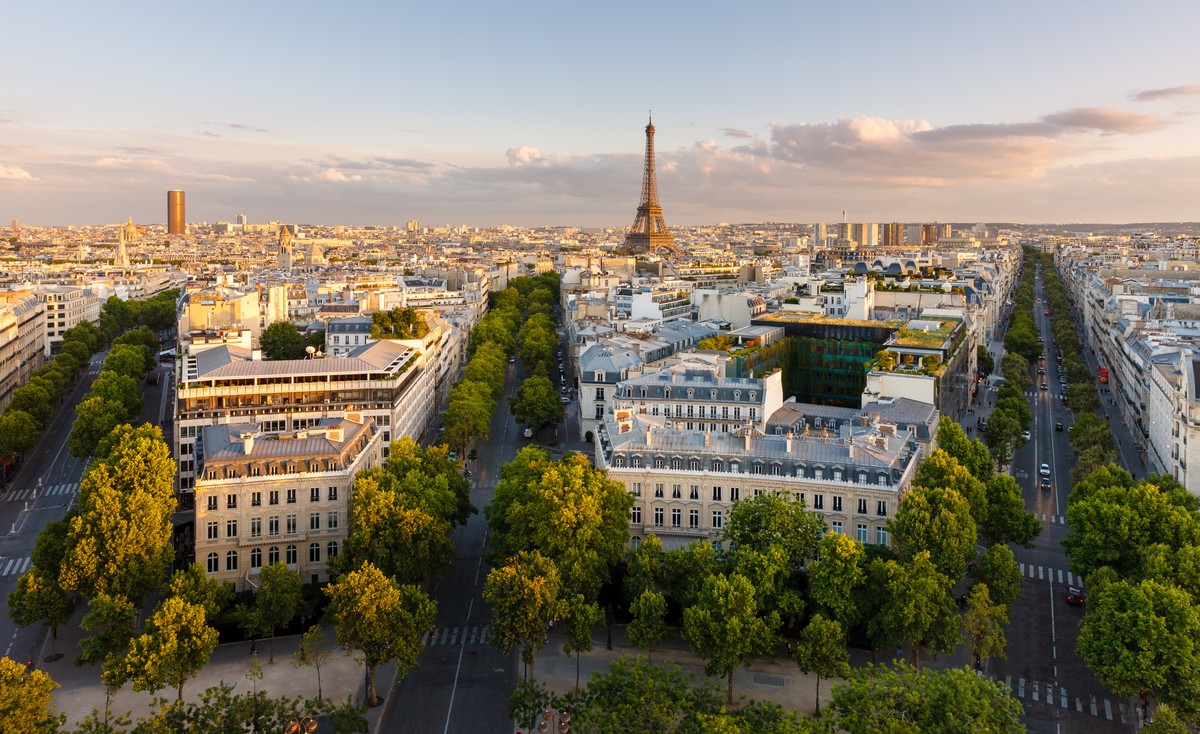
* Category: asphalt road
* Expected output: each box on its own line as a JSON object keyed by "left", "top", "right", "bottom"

{"left": 986, "top": 267, "right": 1138, "bottom": 734}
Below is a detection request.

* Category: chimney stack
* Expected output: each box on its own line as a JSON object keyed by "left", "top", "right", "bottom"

{"left": 786, "top": 429, "right": 793, "bottom": 453}
{"left": 240, "top": 431, "right": 255, "bottom": 455}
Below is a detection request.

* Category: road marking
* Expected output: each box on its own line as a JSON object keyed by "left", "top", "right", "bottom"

{"left": 1, "top": 557, "right": 31, "bottom": 576}
{"left": 1067, "top": 571, "right": 1074, "bottom": 586}
{"left": 1032, "top": 681, "right": 1040, "bottom": 702}
{"left": 1060, "top": 688, "right": 1067, "bottom": 708}
{"left": 1057, "top": 569, "right": 1064, "bottom": 583}
{"left": 1039, "top": 566, "right": 1044, "bottom": 580}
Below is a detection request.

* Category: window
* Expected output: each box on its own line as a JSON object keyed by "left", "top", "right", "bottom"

{"left": 206, "top": 522, "right": 218, "bottom": 540}
{"left": 689, "top": 459, "right": 700, "bottom": 471}
{"left": 226, "top": 519, "right": 238, "bottom": 538}
{"left": 654, "top": 484, "right": 664, "bottom": 498}
{"left": 689, "top": 509, "right": 699, "bottom": 528}
{"left": 712, "top": 510, "right": 723, "bottom": 529}
{"left": 876, "top": 528, "right": 888, "bottom": 545}
{"left": 734, "top": 407, "right": 741, "bottom": 420}
{"left": 328, "top": 486, "right": 338, "bottom": 501}
{"left": 731, "top": 487, "right": 740, "bottom": 501}
{"left": 327, "top": 541, "right": 339, "bottom": 559}
{"left": 813, "top": 494, "right": 824, "bottom": 510}
{"left": 671, "top": 508, "right": 681, "bottom": 527}
{"left": 206, "top": 552, "right": 219, "bottom": 573}
{"left": 833, "top": 496, "right": 843, "bottom": 512}
{"left": 269, "top": 490, "right": 279, "bottom": 506}
{"left": 653, "top": 507, "right": 664, "bottom": 527}
{"left": 286, "top": 545, "right": 297, "bottom": 565}
{"left": 632, "top": 482, "right": 642, "bottom": 497}
{"left": 250, "top": 548, "right": 262, "bottom": 569}
{"left": 654, "top": 457, "right": 666, "bottom": 469}
{"left": 771, "top": 464, "right": 781, "bottom": 476}
{"left": 690, "top": 485, "right": 699, "bottom": 500}
{"left": 712, "top": 459, "right": 723, "bottom": 472}
{"left": 831, "top": 521, "right": 843, "bottom": 535}
{"left": 251, "top": 517, "right": 261, "bottom": 538}
{"left": 251, "top": 491, "right": 262, "bottom": 507}
{"left": 833, "top": 469, "right": 843, "bottom": 481}
{"left": 672, "top": 484, "right": 681, "bottom": 499}
{"left": 730, "top": 461, "right": 740, "bottom": 474}
{"left": 595, "top": 387, "right": 605, "bottom": 400}
{"left": 671, "top": 458, "right": 683, "bottom": 470}
{"left": 227, "top": 494, "right": 237, "bottom": 509}
{"left": 287, "top": 488, "right": 297, "bottom": 504}
{"left": 226, "top": 551, "right": 239, "bottom": 571}
{"left": 309, "top": 543, "right": 321, "bottom": 563}
{"left": 877, "top": 501, "right": 888, "bottom": 517}
{"left": 595, "top": 406, "right": 604, "bottom": 420}
{"left": 310, "top": 512, "right": 321, "bottom": 531}
{"left": 286, "top": 515, "right": 297, "bottom": 534}
{"left": 269, "top": 516, "right": 280, "bottom": 536}
{"left": 310, "top": 487, "right": 320, "bottom": 502}
{"left": 857, "top": 499, "right": 868, "bottom": 515}
{"left": 328, "top": 511, "right": 339, "bottom": 530}
{"left": 631, "top": 506, "right": 642, "bottom": 524}
{"left": 268, "top": 546, "right": 279, "bottom": 564}
{"left": 857, "top": 524, "right": 868, "bottom": 543}
{"left": 712, "top": 486, "right": 722, "bottom": 501}
{"left": 206, "top": 495, "right": 217, "bottom": 511}
{"left": 795, "top": 492, "right": 806, "bottom": 505}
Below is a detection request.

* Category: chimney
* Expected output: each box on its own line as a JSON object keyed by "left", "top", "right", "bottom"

{"left": 786, "top": 429, "right": 793, "bottom": 453}
{"left": 744, "top": 424, "right": 752, "bottom": 451}
{"left": 645, "top": 427, "right": 653, "bottom": 448}
{"left": 240, "top": 431, "right": 255, "bottom": 455}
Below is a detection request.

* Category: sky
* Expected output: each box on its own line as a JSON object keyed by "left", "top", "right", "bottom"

{"left": 3, "top": 0, "right": 1200, "bottom": 228}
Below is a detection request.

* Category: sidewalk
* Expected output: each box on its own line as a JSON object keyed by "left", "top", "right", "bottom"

{"left": 41, "top": 603, "right": 395, "bottom": 731}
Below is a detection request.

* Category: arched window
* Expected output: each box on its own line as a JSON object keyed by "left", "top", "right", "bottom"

{"left": 286, "top": 545, "right": 297, "bottom": 565}
{"left": 268, "top": 546, "right": 280, "bottom": 565}
{"left": 733, "top": 391, "right": 741, "bottom": 401}
{"left": 309, "top": 543, "right": 321, "bottom": 563}
{"left": 327, "top": 541, "right": 340, "bottom": 559}
{"left": 250, "top": 548, "right": 262, "bottom": 569}
{"left": 225, "top": 550, "right": 238, "bottom": 571}
{"left": 687, "top": 388, "right": 695, "bottom": 398}
{"left": 206, "top": 552, "right": 219, "bottom": 573}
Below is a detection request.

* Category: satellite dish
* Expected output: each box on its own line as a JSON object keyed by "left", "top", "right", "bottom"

{"left": 306, "top": 346, "right": 316, "bottom": 357}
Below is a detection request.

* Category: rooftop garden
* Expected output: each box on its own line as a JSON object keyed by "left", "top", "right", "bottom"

{"left": 886, "top": 319, "right": 961, "bottom": 349}
{"left": 758, "top": 311, "right": 907, "bottom": 329}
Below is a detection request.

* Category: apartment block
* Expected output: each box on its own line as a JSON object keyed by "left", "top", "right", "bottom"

{"left": 0, "top": 291, "right": 46, "bottom": 411}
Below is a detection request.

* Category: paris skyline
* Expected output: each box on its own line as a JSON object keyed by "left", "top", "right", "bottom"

{"left": 3, "top": 0, "right": 1199, "bottom": 227}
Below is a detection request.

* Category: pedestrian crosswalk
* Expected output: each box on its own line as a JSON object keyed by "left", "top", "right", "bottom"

{"left": 1018, "top": 562, "right": 1081, "bottom": 586}
{"left": 1023, "top": 390, "right": 1064, "bottom": 398}
{"left": 2, "top": 483, "right": 79, "bottom": 501}
{"left": 1040, "top": 512, "right": 1067, "bottom": 525}
{"left": 998, "top": 675, "right": 1137, "bottom": 724}
{"left": 421, "top": 625, "right": 490, "bottom": 647}
{"left": 0, "top": 556, "right": 32, "bottom": 577}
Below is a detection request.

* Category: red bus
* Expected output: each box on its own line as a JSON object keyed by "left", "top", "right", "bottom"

{"left": 1098, "top": 367, "right": 1109, "bottom": 384}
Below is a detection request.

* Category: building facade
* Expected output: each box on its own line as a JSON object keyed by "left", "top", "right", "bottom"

{"left": 0, "top": 292, "right": 46, "bottom": 411}
{"left": 33, "top": 285, "right": 100, "bottom": 356}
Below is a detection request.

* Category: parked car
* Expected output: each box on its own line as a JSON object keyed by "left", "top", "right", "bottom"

{"left": 1040, "top": 463, "right": 1051, "bottom": 477}
{"left": 523, "top": 427, "right": 534, "bottom": 439}
{"left": 467, "top": 449, "right": 478, "bottom": 461}
{"left": 448, "top": 450, "right": 458, "bottom": 461}
{"left": 560, "top": 396, "right": 570, "bottom": 404}
{"left": 1022, "top": 430, "right": 1031, "bottom": 442}
{"left": 1055, "top": 422, "right": 1064, "bottom": 431}
{"left": 1065, "top": 587, "right": 1086, "bottom": 606}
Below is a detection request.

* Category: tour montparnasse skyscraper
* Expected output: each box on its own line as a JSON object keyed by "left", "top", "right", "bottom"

{"left": 624, "top": 115, "right": 676, "bottom": 255}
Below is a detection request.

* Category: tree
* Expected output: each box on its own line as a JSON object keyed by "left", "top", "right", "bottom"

{"left": 67, "top": 396, "right": 128, "bottom": 459}
{"left": 304, "top": 329, "right": 325, "bottom": 353}
{"left": 10, "top": 383, "right": 51, "bottom": 425}
{"left": 166, "top": 564, "right": 233, "bottom": 622}
{"left": 683, "top": 573, "right": 779, "bottom": 704}
{"left": 442, "top": 379, "right": 494, "bottom": 450}
{"left": 961, "top": 583, "right": 1007, "bottom": 671}
{"left": 628, "top": 590, "right": 669, "bottom": 663}
{"left": 89, "top": 370, "right": 143, "bottom": 417}
{"left": 7, "top": 569, "right": 75, "bottom": 644}
{"left": 0, "top": 409, "right": 39, "bottom": 460}
{"left": 103, "top": 343, "right": 149, "bottom": 380}
{"left": 1000, "top": 352, "right": 1031, "bottom": 390}
{"left": 76, "top": 593, "right": 137, "bottom": 670}
{"left": 1077, "top": 578, "right": 1200, "bottom": 710}
{"left": 0, "top": 655, "right": 64, "bottom": 733}
{"left": 292, "top": 625, "right": 335, "bottom": 702}
{"left": 874, "top": 349, "right": 896, "bottom": 371}
{"left": 983, "top": 408, "right": 1020, "bottom": 468}
{"left": 934, "top": 417, "right": 993, "bottom": 482}
{"left": 911, "top": 449, "right": 987, "bottom": 526}
{"left": 61, "top": 426, "right": 177, "bottom": 604}
{"left": 971, "top": 544, "right": 1022, "bottom": 613}
{"left": 484, "top": 550, "right": 564, "bottom": 679}
{"left": 664, "top": 540, "right": 722, "bottom": 609}
{"left": 560, "top": 594, "right": 603, "bottom": 690}
{"left": 980, "top": 474, "right": 1041, "bottom": 547}
{"left": 509, "top": 375, "right": 564, "bottom": 430}
{"left": 867, "top": 552, "right": 959, "bottom": 667}
{"left": 124, "top": 596, "right": 219, "bottom": 701}
{"left": 112, "top": 326, "right": 159, "bottom": 370}
{"left": 830, "top": 661, "right": 1024, "bottom": 734}
{"left": 888, "top": 486, "right": 977, "bottom": 581}
{"left": 976, "top": 345, "right": 994, "bottom": 375}
{"left": 723, "top": 491, "right": 824, "bottom": 570}
{"left": 243, "top": 562, "right": 303, "bottom": 663}
{"left": 807, "top": 531, "right": 866, "bottom": 628}
{"left": 259, "top": 321, "right": 307, "bottom": 360}
{"left": 794, "top": 614, "right": 849, "bottom": 715}
{"left": 325, "top": 563, "right": 436, "bottom": 706}
{"left": 1140, "top": 704, "right": 1190, "bottom": 734}
{"left": 369, "top": 307, "right": 429, "bottom": 340}
{"left": 624, "top": 533, "right": 666, "bottom": 602}
{"left": 340, "top": 475, "right": 455, "bottom": 584}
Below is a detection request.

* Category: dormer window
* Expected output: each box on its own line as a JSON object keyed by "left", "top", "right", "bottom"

{"left": 749, "top": 391, "right": 757, "bottom": 400}
{"left": 594, "top": 371, "right": 604, "bottom": 382}
{"left": 687, "top": 388, "right": 695, "bottom": 398}
{"left": 710, "top": 389, "right": 717, "bottom": 399}
{"left": 734, "top": 391, "right": 741, "bottom": 401}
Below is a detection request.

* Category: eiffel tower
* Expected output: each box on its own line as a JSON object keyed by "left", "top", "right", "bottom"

{"left": 624, "top": 115, "right": 676, "bottom": 255}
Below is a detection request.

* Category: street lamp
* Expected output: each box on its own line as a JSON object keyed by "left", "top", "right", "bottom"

{"left": 284, "top": 716, "right": 317, "bottom": 734}
{"left": 537, "top": 709, "right": 570, "bottom": 734}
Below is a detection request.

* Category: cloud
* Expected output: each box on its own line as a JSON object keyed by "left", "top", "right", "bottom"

{"left": 720, "top": 127, "right": 753, "bottom": 139}
{"left": 1040, "top": 107, "right": 1166, "bottom": 134}
{"left": 506, "top": 146, "right": 545, "bottom": 166}
{"left": 0, "top": 164, "right": 34, "bottom": 181}
{"left": 1130, "top": 85, "right": 1200, "bottom": 102}
{"left": 91, "top": 157, "right": 174, "bottom": 174}
{"left": 317, "top": 168, "right": 362, "bottom": 182}
{"left": 198, "top": 130, "right": 221, "bottom": 138}
{"left": 317, "top": 154, "right": 433, "bottom": 172}
{"left": 228, "top": 123, "right": 269, "bottom": 133}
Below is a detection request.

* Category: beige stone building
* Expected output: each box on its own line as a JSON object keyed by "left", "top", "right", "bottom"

{"left": 0, "top": 291, "right": 45, "bottom": 411}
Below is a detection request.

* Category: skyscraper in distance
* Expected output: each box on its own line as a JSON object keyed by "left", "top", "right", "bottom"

{"left": 167, "top": 190, "right": 186, "bottom": 235}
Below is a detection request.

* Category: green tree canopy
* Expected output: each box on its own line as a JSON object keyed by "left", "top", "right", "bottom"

{"left": 10, "top": 383, "right": 52, "bottom": 425}
{"left": 67, "top": 396, "right": 128, "bottom": 459}
{"left": 242, "top": 562, "right": 303, "bottom": 663}
{"left": 889, "top": 486, "right": 977, "bottom": 581}
{"left": 103, "top": 343, "right": 150, "bottom": 380}
{"left": 971, "top": 543, "right": 1022, "bottom": 613}
{"left": 911, "top": 449, "right": 987, "bottom": 526}
{"left": 807, "top": 531, "right": 866, "bottom": 628}
{"left": 0, "top": 656, "right": 63, "bottom": 733}
{"left": 6, "top": 568, "right": 75, "bottom": 641}
{"left": 628, "top": 590, "right": 669, "bottom": 663}
{"left": 340, "top": 474, "right": 455, "bottom": 585}
{"left": 123, "top": 596, "right": 220, "bottom": 701}
{"left": 442, "top": 379, "right": 494, "bottom": 451}
{"left": 961, "top": 583, "right": 1008, "bottom": 670}
{"left": 259, "top": 321, "right": 307, "bottom": 360}
{"left": 89, "top": 369, "right": 142, "bottom": 417}
{"left": 981, "top": 474, "right": 1041, "bottom": 548}
{"left": 484, "top": 550, "right": 564, "bottom": 678}
{"left": 934, "top": 417, "right": 993, "bottom": 482}
{"left": 867, "top": 552, "right": 959, "bottom": 666}
{"left": 682, "top": 573, "right": 779, "bottom": 704}
{"left": 724, "top": 491, "right": 825, "bottom": 570}
{"left": 509, "top": 374, "right": 564, "bottom": 430}
{"left": 793, "top": 614, "right": 850, "bottom": 715}
{"left": 0, "top": 409, "right": 39, "bottom": 459}
{"left": 369, "top": 307, "right": 429, "bottom": 340}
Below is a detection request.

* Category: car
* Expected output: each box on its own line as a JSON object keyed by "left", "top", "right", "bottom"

{"left": 1040, "top": 463, "right": 1051, "bottom": 477}
{"left": 560, "top": 386, "right": 567, "bottom": 394}
{"left": 463, "top": 469, "right": 472, "bottom": 478}
{"left": 1065, "top": 587, "right": 1085, "bottom": 606}
{"left": 467, "top": 449, "right": 478, "bottom": 461}
{"left": 448, "top": 450, "right": 458, "bottom": 461}
{"left": 1040, "top": 477, "right": 1052, "bottom": 492}
{"left": 560, "top": 396, "right": 570, "bottom": 404}
{"left": 1055, "top": 422, "right": 1064, "bottom": 431}
{"left": 1038, "top": 367, "right": 1046, "bottom": 374}
{"left": 508, "top": 356, "right": 516, "bottom": 363}
{"left": 1022, "top": 430, "right": 1031, "bottom": 441}
{"left": 1040, "top": 383, "right": 1049, "bottom": 390}
{"left": 523, "top": 427, "right": 533, "bottom": 438}
{"left": 1039, "top": 354, "right": 1046, "bottom": 361}
{"left": 1045, "top": 310, "right": 1051, "bottom": 316}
